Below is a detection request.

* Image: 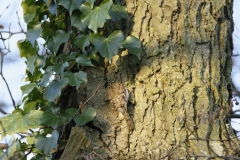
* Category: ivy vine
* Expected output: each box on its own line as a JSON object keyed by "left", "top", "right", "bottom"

{"left": 0, "top": 0, "right": 141, "bottom": 159}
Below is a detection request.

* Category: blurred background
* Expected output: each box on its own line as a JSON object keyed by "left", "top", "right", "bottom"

{"left": 0, "top": 0, "right": 27, "bottom": 114}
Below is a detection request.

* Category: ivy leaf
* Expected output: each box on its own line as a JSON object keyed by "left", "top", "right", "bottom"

{"left": 82, "top": 0, "right": 113, "bottom": 33}
{"left": 86, "top": 0, "right": 95, "bottom": 9}
{"left": 57, "top": 52, "right": 77, "bottom": 63}
{"left": 70, "top": 10, "right": 87, "bottom": 33}
{"left": 109, "top": 4, "right": 127, "bottom": 21}
{"left": 30, "top": 154, "right": 45, "bottom": 160}
{"left": 49, "top": 1, "right": 58, "bottom": 15}
{"left": 80, "top": 2, "right": 92, "bottom": 18}
{"left": 64, "top": 71, "right": 87, "bottom": 88}
{"left": 21, "top": 83, "right": 37, "bottom": 95}
{"left": 35, "top": 130, "right": 59, "bottom": 155}
{"left": 89, "top": 51, "right": 100, "bottom": 63}
{"left": 6, "top": 136, "right": 18, "bottom": 158}
{"left": 74, "top": 107, "right": 96, "bottom": 126}
{"left": 21, "top": 2, "right": 39, "bottom": 23}
{"left": 43, "top": 78, "right": 67, "bottom": 101}
{"left": 24, "top": 0, "right": 35, "bottom": 5}
{"left": 26, "top": 21, "right": 43, "bottom": 46}
{"left": 58, "top": 0, "right": 84, "bottom": 14}
{"left": 52, "top": 30, "right": 70, "bottom": 53}
{"left": 24, "top": 101, "right": 39, "bottom": 113}
{"left": 26, "top": 88, "right": 43, "bottom": 102}
{"left": 90, "top": 30, "right": 124, "bottom": 60}
{"left": 26, "top": 56, "right": 37, "bottom": 74}
{"left": 38, "top": 65, "right": 54, "bottom": 87}
{"left": 76, "top": 55, "right": 94, "bottom": 67}
{"left": 25, "top": 68, "right": 42, "bottom": 83}
{"left": 44, "top": 0, "right": 50, "bottom": 4}
{"left": 35, "top": 56, "right": 46, "bottom": 69}
{"left": 62, "top": 108, "right": 78, "bottom": 121}
{"left": 41, "top": 110, "right": 65, "bottom": 129}
{"left": 74, "top": 34, "right": 90, "bottom": 52}
{"left": 47, "top": 39, "right": 58, "bottom": 53}
{"left": 123, "top": 35, "right": 141, "bottom": 59}
{"left": 42, "top": 21, "right": 54, "bottom": 40}
{"left": 17, "top": 40, "right": 38, "bottom": 58}
{"left": 0, "top": 110, "right": 43, "bottom": 137}
{"left": 53, "top": 62, "right": 69, "bottom": 76}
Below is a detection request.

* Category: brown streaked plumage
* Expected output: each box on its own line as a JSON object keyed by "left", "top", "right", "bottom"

{"left": 107, "top": 82, "right": 134, "bottom": 130}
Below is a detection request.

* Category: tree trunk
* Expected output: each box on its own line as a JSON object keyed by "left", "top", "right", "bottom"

{"left": 60, "top": 0, "right": 237, "bottom": 159}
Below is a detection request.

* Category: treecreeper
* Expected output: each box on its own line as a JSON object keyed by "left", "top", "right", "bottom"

{"left": 107, "top": 82, "right": 134, "bottom": 130}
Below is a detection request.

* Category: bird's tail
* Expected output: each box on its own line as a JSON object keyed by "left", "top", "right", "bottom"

{"left": 123, "top": 111, "right": 134, "bottom": 130}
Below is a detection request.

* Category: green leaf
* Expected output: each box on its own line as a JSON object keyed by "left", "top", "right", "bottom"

{"left": 57, "top": 52, "right": 77, "bottom": 63}
{"left": 44, "top": 0, "right": 50, "bottom": 4}
{"left": 30, "top": 154, "right": 45, "bottom": 160}
{"left": 53, "top": 62, "right": 69, "bottom": 76}
{"left": 49, "top": 1, "right": 58, "bottom": 15}
{"left": 52, "top": 30, "right": 70, "bottom": 53}
{"left": 35, "top": 56, "right": 46, "bottom": 69}
{"left": 62, "top": 108, "right": 78, "bottom": 121}
{"left": 7, "top": 136, "right": 18, "bottom": 158}
{"left": 90, "top": 30, "right": 124, "bottom": 60}
{"left": 0, "top": 150, "right": 7, "bottom": 160}
{"left": 82, "top": 0, "right": 113, "bottom": 33}
{"left": 38, "top": 72, "right": 52, "bottom": 87}
{"left": 21, "top": 83, "right": 37, "bottom": 95}
{"left": 47, "top": 39, "right": 58, "bottom": 53}
{"left": 24, "top": 101, "right": 39, "bottom": 113}
{"left": 89, "top": 51, "right": 100, "bottom": 62}
{"left": 21, "top": 2, "right": 39, "bottom": 23}
{"left": 74, "top": 107, "right": 96, "bottom": 126}
{"left": 109, "top": 4, "right": 127, "bottom": 21}
{"left": 38, "top": 66, "right": 53, "bottom": 87}
{"left": 26, "top": 21, "right": 43, "bottom": 46}
{"left": 64, "top": 71, "right": 87, "bottom": 88}
{"left": 86, "top": 0, "right": 95, "bottom": 9}
{"left": 25, "top": 0, "right": 35, "bottom": 5}
{"left": 74, "top": 34, "right": 90, "bottom": 52}
{"left": 76, "top": 55, "right": 94, "bottom": 67}
{"left": 25, "top": 68, "right": 42, "bottom": 83}
{"left": 42, "top": 21, "right": 54, "bottom": 40}
{"left": 0, "top": 110, "right": 43, "bottom": 137}
{"left": 35, "top": 130, "right": 59, "bottom": 155}
{"left": 17, "top": 40, "right": 38, "bottom": 58}
{"left": 58, "top": 0, "right": 84, "bottom": 14}
{"left": 80, "top": 2, "right": 92, "bottom": 18}
{"left": 26, "top": 56, "right": 37, "bottom": 74}
{"left": 123, "top": 35, "right": 141, "bottom": 59}
{"left": 41, "top": 110, "right": 65, "bottom": 128}
{"left": 43, "top": 78, "right": 67, "bottom": 101}
{"left": 50, "top": 54, "right": 58, "bottom": 64}
{"left": 27, "top": 135, "right": 35, "bottom": 144}
{"left": 70, "top": 10, "right": 87, "bottom": 33}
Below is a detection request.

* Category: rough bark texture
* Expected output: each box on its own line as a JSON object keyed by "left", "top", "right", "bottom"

{"left": 60, "top": 0, "right": 238, "bottom": 159}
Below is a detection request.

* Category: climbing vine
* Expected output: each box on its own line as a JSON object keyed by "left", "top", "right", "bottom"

{"left": 0, "top": 0, "right": 141, "bottom": 159}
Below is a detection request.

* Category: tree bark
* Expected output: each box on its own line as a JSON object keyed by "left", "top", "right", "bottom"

{"left": 60, "top": 0, "right": 237, "bottom": 159}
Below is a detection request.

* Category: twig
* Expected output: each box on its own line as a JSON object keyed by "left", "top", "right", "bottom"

{"left": 20, "top": 144, "right": 35, "bottom": 160}
{"left": 0, "top": 4, "right": 10, "bottom": 18}
{"left": 55, "top": 84, "right": 101, "bottom": 160}
{"left": 0, "top": 143, "right": 8, "bottom": 149}
{"left": 0, "top": 51, "right": 16, "bottom": 109}
{"left": 65, "top": 84, "right": 101, "bottom": 126}
{"left": 16, "top": 11, "right": 25, "bottom": 32}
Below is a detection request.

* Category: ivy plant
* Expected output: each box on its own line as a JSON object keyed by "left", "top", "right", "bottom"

{"left": 0, "top": 0, "right": 141, "bottom": 159}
